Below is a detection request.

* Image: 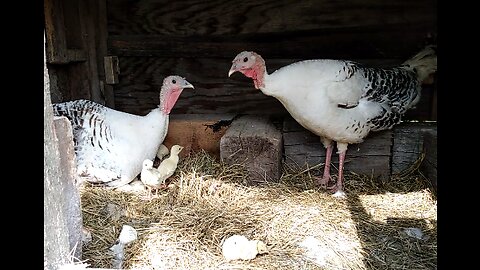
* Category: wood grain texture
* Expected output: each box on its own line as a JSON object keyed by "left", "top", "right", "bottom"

{"left": 107, "top": 0, "right": 436, "bottom": 35}
{"left": 45, "top": 0, "right": 113, "bottom": 106}
{"left": 391, "top": 122, "right": 437, "bottom": 174}
{"left": 94, "top": 0, "right": 116, "bottom": 108}
{"left": 108, "top": 27, "right": 433, "bottom": 60}
{"left": 112, "top": 56, "right": 435, "bottom": 120}
{"left": 420, "top": 131, "right": 437, "bottom": 189}
{"left": 113, "top": 56, "right": 288, "bottom": 115}
{"left": 283, "top": 117, "right": 392, "bottom": 178}
{"left": 107, "top": 0, "right": 436, "bottom": 118}
{"left": 45, "top": 0, "right": 68, "bottom": 63}
{"left": 220, "top": 115, "right": 283, "bottom": 184}
{"left": 107, "top": 0, "right": 436, "bottom": 59}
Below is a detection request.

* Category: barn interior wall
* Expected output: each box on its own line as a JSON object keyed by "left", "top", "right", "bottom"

{"left": 105, "top": 0, "right": 437, "bottom": 121}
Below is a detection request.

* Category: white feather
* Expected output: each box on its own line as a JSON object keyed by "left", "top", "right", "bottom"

{"left": 53, "top": 75, "right": 194, "bottom": 187}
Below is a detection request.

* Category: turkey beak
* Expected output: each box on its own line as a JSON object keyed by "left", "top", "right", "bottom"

{"left": 228, "top": 64, "right": 237, "bottom": 77}
{"left": 183, "top": 81, "right": 195, "bottom": 90}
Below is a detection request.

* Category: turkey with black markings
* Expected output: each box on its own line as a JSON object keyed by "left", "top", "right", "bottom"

{"left": 228, "top": 46, "right": 437, "bottom": 197}
{"left": 52, "top": 75, "right": 194, "bottom": 187}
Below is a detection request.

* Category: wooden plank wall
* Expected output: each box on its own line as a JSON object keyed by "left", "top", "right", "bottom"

{"left": 283, "top": 117, "right": 392, "bottom": 179}
{"left": 283, "top": 117, "right": 437, "bottom": 180}
{"left": 391, "top": 122, "right": 438, "bottom": 174}
{"left": 106, "top": 0, "right": 437, "bottom": 119}
{"left": 45, "top": 0, "right": 114, "bottom": 107}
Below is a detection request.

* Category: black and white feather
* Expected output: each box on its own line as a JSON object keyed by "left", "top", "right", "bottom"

{"left": 52, "top": 75, "right": 194, "bottom": 187}
{"left": 229, "top": 46, "right": 436, "bottom": 196}
{"left": 261, "top": 45, "right": 437, "bottom": 145}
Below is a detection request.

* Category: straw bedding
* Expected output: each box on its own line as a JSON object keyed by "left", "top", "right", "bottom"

{"left": 80, "top": 150, "right": 437, "bottom": 270}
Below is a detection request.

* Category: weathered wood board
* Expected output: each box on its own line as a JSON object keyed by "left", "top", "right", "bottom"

{"left": 44, "top": 39, "right": 83, "bottom": 268}
{"left": 111, "top": 56, "right": 436, "bottom": 122}
{"left": 420, "top": 130, "right": 437, "bottom": 189}
{"left": 112, "top": 56, "right": 289, "bottom": 116}
{"left": 107, "top": 0, "right": 436, "bottom": 59}
{"left": 45, "top": 0, "right": 114, "bottom": 107}
{"left": 106, "top": 0, "right": 437, "bottom": 120}
{"left": 391, "top": 122, "right": 437, "bottom": 174}
{"left": 283, "top": 117, "right": 392, "bottom": 179}
{"left": 53, "top": 117, "right": 84, "bottom": 260}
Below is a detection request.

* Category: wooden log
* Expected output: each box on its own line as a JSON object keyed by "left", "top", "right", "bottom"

{"left": 283, "top": 117, "right": 392, "bottom": 179}
{"left": 391, "top": 122, "right": 437, "bottom": 174}
{"left": 220, "top": 115, "right": 283, "bottom": 184}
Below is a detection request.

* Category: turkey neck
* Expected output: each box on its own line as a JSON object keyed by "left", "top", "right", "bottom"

{"left": 160, "top": 86, "right": 183, "bottom": 115}
{"left": 245, "top": 55, "right": 267, "bottom": 89}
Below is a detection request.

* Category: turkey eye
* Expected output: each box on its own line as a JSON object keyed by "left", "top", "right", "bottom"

{"left": 243, "top": 57, "right": 248, "bottom": 62}
{"left": 172, "top": 79, "right": 176, "bottom": 84}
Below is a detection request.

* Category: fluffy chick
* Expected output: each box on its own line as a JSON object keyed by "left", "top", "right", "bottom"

{"left": 156, "top": 144, "right": 169, "bottom": 160}
{"left": 155, "top": 145, "right": 184, "bottom": 183}
{"left": 140, "top": 159, "right": 163, "bottom": 195}
{"left": 222, "top": 235, "right": 268, "bottom": 262}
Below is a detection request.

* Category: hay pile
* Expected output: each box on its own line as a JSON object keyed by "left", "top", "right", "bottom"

{"left": 80, "top": 150, "right": 437, "bottom": 270}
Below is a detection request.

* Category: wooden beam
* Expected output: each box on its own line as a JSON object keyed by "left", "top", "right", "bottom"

{"left": 283, "top": 117, "right": 392, "bottom": 179}
{"left": 95, "top": 0, "right": 115, "bottom": 108}
{"left": 78, "top": 0, "right": 103, "bottom": 104}
{"left": 107, "top": 0, "right": 436, "bottom": 37}
{"left": 66, "top": 49, "right": 87, "bottom": 62}
{"left": 44, "top": 0, "right": 68, "bottom": 63}
{"left": 104, "top": 56, "right": 120, "bottom": 84}
{"left": 108, "top": 24, "right": 434, "bottom": 59}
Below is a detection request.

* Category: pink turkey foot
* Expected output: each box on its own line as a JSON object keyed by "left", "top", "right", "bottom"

{"left": 326, "top": 181, "right": 341, "bottom": 192}
{"left": 329, "top": 151, "right": 347, "bottom": 198}
{"left": 316, "top": 143, "right": 334, "bottom": 189}
{"left": 315, "top": 175, "right": 332, "bottom": 189}
{"left": 330, "top": 184, "right": 346, "bottom": 198}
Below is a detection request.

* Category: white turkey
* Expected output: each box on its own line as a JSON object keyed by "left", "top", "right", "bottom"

{"left": 52, "top": 75, "right": 194, "bottom": 187}
{"left": 228, "top": 47, "right": 436, "bottom": 197}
